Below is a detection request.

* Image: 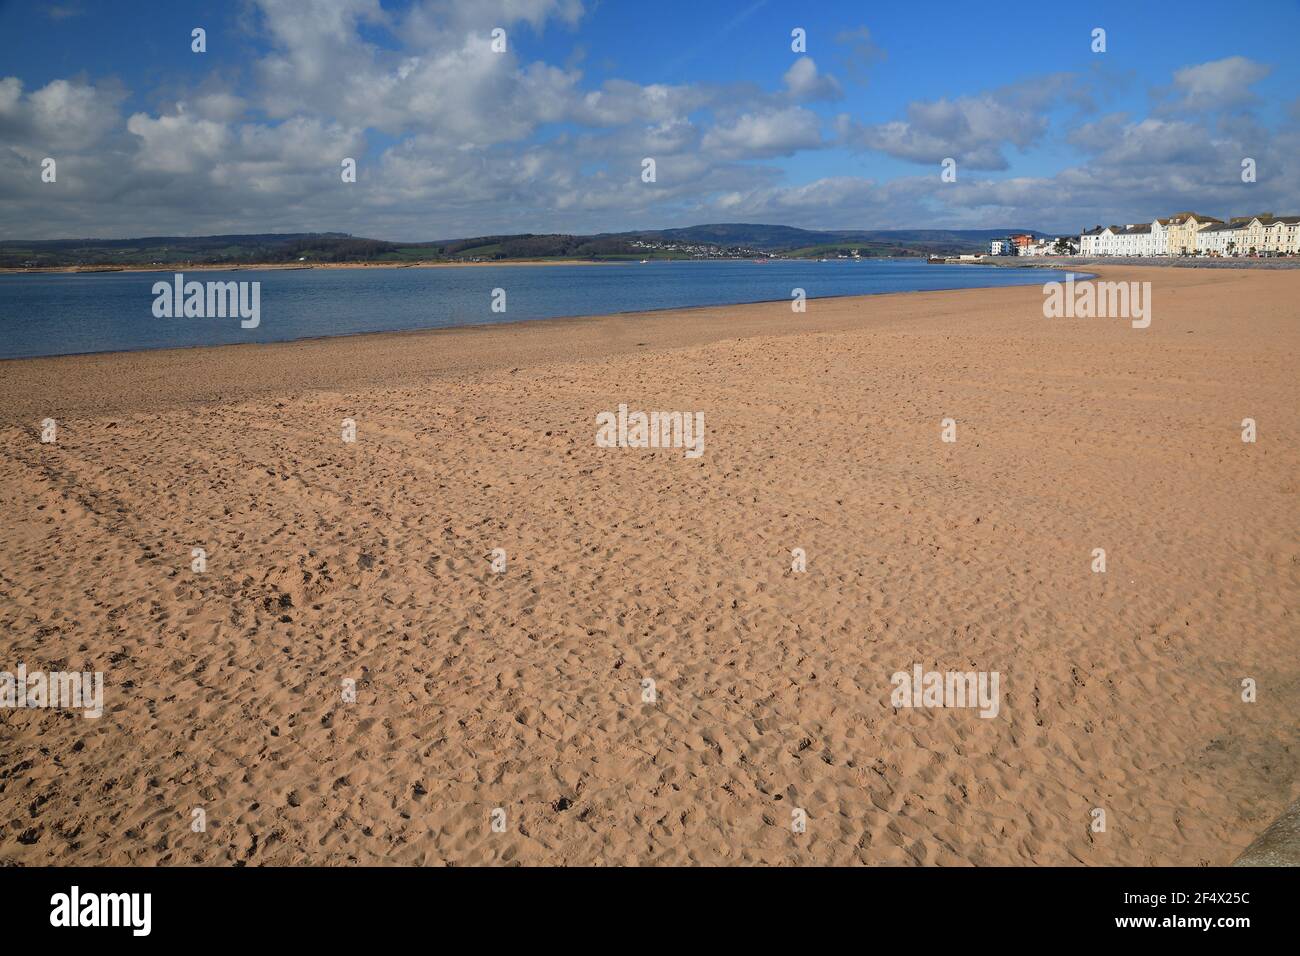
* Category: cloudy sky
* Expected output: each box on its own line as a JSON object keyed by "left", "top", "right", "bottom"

{"left": 1, "top": 0, "right": 1297, "bottom": 240}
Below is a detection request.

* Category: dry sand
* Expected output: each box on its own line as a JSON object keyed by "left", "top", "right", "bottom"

{"left": 1, "top": 265, "right": 1296, "bottom": 865}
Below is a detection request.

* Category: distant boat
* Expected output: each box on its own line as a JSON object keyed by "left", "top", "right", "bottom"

{"left": 639, "top": 259, "right": 649, "bottom": 264}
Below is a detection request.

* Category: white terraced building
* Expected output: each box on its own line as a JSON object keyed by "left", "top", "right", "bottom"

{"left": 1115, "top": 224, "right": 1151, "bottom": 256}
{"left": 1079, "top": 221, "right": 1167, "bottom": 257}
{"left": 1150, "top": 218, "right": 1169, "bottom": 255}
{"left": 1078, "top": 225, "right": 1114, "bottom": 256}
{"left": 1196, "top": 222, "right": 1242, "bottom": 256}
{"left": 1080, "top": 212, "right": 1299, "bottom": 257}
{"left": 1080, "top": 225, "right": 1150, "bottom": 256}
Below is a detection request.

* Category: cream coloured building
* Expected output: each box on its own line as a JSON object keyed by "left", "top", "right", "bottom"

{"left": 1280, "top": 218, "right": 1300, "bottom": 254}
{"left": 1252, "top": 215, "right": 1300, "bottom": 254}
{"left": 1240, "top": 216, "right": 1270, "bottom": 254}
{"left": 1164, "top": 212, "right": 1222, "bottom": 256}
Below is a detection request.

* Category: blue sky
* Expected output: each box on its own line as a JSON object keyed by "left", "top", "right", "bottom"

{"left": 2, "top": 0, "right": 1297, "bottom": 239}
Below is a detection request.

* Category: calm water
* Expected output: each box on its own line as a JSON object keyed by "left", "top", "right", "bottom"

{"left": 0, "top": 259, "right": 1073, "bottom": 360}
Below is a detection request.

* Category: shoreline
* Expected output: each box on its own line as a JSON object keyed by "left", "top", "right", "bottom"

{"left": 0, "top": 266, "right": 1094, "bottom": 366}
{"left": 954, "top": 255, "right": 1300, "bottom": 271}
{"left": 0, "top": 267, "right": 1112, "bottom": 420}
{"left": 0, "top": 262, "right": 1271, "bottom": 424}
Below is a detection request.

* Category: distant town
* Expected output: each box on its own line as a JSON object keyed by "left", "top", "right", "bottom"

{"left": 628, "top": 239, "right": 768, "bottom": 259}
{"left": 986, "top": 212, "right": 1300, "bottom": 259}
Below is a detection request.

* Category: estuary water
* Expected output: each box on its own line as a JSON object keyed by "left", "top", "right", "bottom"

{"left": 0, "top": 258, "right": 1071, "bottom": 360}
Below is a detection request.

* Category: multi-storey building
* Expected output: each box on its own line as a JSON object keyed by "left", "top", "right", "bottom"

{"left": 1243, "top": 214, "right": 1300, "bottom": 254}
{"left": 1078, "top": 226, "right": 1101, "bottom": 255}
{"left": 1241, "top": 215, "right": 1270, "bottom": 254}
{"left": 1195, "top": 222, "right": 1245, "bottom": 256}
{"left": 1164, "top": 212, "right": 1223, "bottom": 256}
{"left": 1280, "top": 218, "right": 1300, "bottom": 254}
{"left": 1119, "top": 224, "right": 1153, "bottom": 256}
{"left": 1076, "top": 211, "right": 1297, "bottom": 257}
{"left": 1079, "top": 225, "right": 1116, "bottom": 255}
{"left": 1149, "top": 218, "right": 1170, "bottom": 255}
{"left": 1079, "top": 224, "right": 1154, "bottom": 256}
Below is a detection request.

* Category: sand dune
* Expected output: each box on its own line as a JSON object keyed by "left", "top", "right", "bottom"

{"left": 1, "top": 265, "right": 1296, "bottom": 865}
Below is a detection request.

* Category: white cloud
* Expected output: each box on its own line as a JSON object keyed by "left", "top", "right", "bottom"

{"left": 783, "top": 57, "right": 842, "bottom": 102}
{"left": 0, "top": 77, "right": 124, "bottom": 151}
{"left": 702, "top": 107, "right": 825, "bottom": 159}
{"left": 1157, "top": 56, "right": 1271, "bottom": 114}
{"left": 191, "top": 92, "right": 249, "bottom": 123}
{"left": 842, "top": 79, "right": 1075, "bottom": 170}
{"left": 127, "top": 108, "right": 232, "bottom": 174}
{"left": 0, "top": 9, "right": 1293, "bottom": 242}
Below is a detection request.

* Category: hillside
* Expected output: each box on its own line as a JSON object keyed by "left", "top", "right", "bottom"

{"left": 0, "top": 223, "right": 1048, "bottom": 268}
{"left": 627, "top": 223, "right": 1043, "bottom": 253}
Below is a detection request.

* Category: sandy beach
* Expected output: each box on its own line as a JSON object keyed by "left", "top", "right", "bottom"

{"left": 1, "top": 264, "right": 1295, "bottom": 866}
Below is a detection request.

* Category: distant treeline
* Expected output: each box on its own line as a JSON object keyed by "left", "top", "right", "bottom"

{"left": 276, "top": 236, "right": 399, "bottom": 261}
{"left": 436, "top": 234, "right": 638, "bottom": 258}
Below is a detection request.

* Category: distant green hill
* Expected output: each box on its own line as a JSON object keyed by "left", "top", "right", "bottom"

{"left": 1, "top": 223, "right": 1048, "bottom": 268}
{"left": 0, "top": 233, "right": 393, "bottom": 268}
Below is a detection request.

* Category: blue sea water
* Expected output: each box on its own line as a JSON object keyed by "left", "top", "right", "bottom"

{"left": 0, "top": 258, "right": 1073, "bottom": 360}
